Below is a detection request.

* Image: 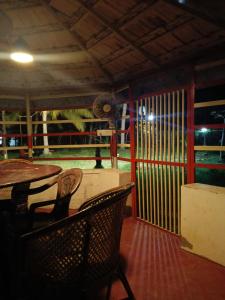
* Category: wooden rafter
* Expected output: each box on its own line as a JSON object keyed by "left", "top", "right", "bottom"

{"left": 163, "top": 0, "right": 225, "bottom": 30}
{"left": 41, "top": 0, "right": 114, "bottom": 83}
{"left": 73, "top": 0, "right": 160, "bottom": 67}
{"left": 78, "top": 1, "right": 156, "bottom": 49}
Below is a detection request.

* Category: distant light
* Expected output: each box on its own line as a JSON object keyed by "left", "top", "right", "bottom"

{"left": 148, "top": 113, "right": 154, "bottom": 121}
{"left": 178, "top": 0, "right": 186, "bottom": 3}
{"left": 10, "top": 52, "right": 33, "bottom": 63}
{"left": 200, "top": 128, "right": 208, "bottom": 133}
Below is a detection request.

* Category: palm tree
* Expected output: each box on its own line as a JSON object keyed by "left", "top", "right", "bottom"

{"left": 40, "top": 109, "right": 94, "bottom": 155}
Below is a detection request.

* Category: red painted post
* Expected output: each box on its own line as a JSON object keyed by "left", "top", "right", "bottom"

{"left": 129, "top": 87, "right": 137, "bottom": 217}
{"left": 187, "top": 81, "right": 195, "bottom": 183}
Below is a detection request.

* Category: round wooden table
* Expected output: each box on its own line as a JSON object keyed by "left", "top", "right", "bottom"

{"left": 0, "top": 162, "right": 62, "bottom": 212}
{"left": 0, "top": 162, "right": 62, "bottom": 188}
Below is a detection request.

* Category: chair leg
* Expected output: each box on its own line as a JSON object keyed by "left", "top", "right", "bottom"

{"left": 117, "top": 265, "right": 135, "bottom": 300}
{"left": 105, "top": 276, "right": 113, "bottom": 300}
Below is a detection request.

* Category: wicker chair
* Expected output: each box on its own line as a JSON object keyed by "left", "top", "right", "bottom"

{"left": 26, "top": 168, "right": 83, "bottom": 230}
{"left": 14, "top": 183, "right": 135, "bottom": 300}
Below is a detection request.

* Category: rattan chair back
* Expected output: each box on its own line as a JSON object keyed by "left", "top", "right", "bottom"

{"left": 52, "top": 168, "right": 83, "bottom": 219}
{"left": 17, "top": 183, "right": 134, "bottom": 299}
{"left": 28, "top": 168, "right": 83, "bottom": 229}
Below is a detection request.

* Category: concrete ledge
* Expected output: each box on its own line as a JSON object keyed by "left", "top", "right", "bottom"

{"left": 27, "top": 168, "right": 131, "bottom": 209}
{"left": 181, "top": 183, "right": 225, "bottom": 266}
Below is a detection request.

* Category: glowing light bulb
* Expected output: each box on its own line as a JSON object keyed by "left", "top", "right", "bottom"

{"left": 10, "top": 52, "right": 33, "bottom": 63}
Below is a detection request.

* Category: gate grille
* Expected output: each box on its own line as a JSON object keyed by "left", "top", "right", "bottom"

{"left": 135, "top": 89, "right": 187, "bottom": 234}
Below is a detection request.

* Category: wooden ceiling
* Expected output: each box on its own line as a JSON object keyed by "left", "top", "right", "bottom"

{"left": 0, "top": 0, "right": 225, "bottom": 100}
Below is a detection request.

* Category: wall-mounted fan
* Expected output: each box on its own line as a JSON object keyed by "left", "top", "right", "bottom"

{"left": 92, "top": 94, "right": 119, "bottom": 168}
{"left": 93, "top": 94, "right": 117, "bottom": 130}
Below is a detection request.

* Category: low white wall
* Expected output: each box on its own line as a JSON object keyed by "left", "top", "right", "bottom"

{"left": 181, "top": 183, "right": 225, "bottom": 266}
{"left": 28, "top": 168, "right": 131, "bottom": 209}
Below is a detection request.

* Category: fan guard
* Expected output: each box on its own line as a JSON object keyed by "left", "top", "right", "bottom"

{"left": 93, "top": 95, "right": 116, "bottom": 128}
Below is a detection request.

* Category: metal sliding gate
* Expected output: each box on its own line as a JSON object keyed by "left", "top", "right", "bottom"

{"left": 135, "top": 88, "right": 187, "bottom": 234}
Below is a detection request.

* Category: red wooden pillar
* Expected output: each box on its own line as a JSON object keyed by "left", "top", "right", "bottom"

{"left": 129, "top": 87, "right": 137, "bottom": 217}
{"left": 187, "top": 81, "right": 195, "bottom": 183}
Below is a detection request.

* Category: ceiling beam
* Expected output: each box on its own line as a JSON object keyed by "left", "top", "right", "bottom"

{"left": 76, "top": 1, "right": 155, "bottom": 49}
{"left": 163, "top": 0, "right": 225, "bottom": 30}
{"left": 0, "top": 1, "right": 40, "bottom": 11}
{"left": 31, "top": 90, "right": 108, "bottom": 100}
{"left": 72, "top": 0, "right": 160, "bottom": 67}
{"left": 41, "top": 1, "right": 114, "bottom": 83}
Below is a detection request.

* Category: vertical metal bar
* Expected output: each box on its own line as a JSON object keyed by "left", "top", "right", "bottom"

{"left": 144, "top": 98, "right": 148, "bottom": 161}
{"left": 148, "top": 97, "right": 152, "bottom": 222}
{"left": 181, "top": 89, "right": 185, "bottom": 185}
{"left": 172, "top": 91, "right": 176, "bottom": 232}
{"left": 155, "top": 96, "right": 159, "bottom": 225}
{"left": 148, "top": 97, "right": 151, "bottom": 161}
{"left": 141, "top": 161, "right": 145, "bottom": 219}
{"left": 140, "top": 99, "right": 146, "bottom": 219}
{"left": 128, "top": 88, "right": 137, "bottom": 217}
{"left": 159, "top": 95, "right": 163, "bottom": 227}
{"left": 187, "top": 82, "right": 195, "bottom": 183}
{"left": 145, "top": 98, "right": 150, "bottom": 221}
{"left": 163, "top": 94, "right": 167, "bottom": 228}
{"left": 177, "top": 90, "right": 181, "bottom": 234}
{"left": 140, "top": 98, "right": 144, "bottom": 160}
{"left": 159, "top": 95, "right": 163, "bottom": 161}
{"left": 168, "top": 92, "right": 171, "bottom": 231}
{"left": 136, "top": 100, "right": 141, "bottom": 218}
{"left": 152, "top": 96, "right": 156, "bottom": 224}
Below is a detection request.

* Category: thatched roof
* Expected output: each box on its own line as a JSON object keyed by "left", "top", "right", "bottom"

{"left": 0, "top": 0, "right": 225, "bottom": 109}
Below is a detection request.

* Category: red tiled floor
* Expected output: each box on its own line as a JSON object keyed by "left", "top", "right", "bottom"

{"left": 109, "top": 217, "right": 225, "bottom": 300}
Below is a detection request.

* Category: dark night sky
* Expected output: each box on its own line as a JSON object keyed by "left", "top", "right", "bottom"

{"left": 195, "top": 84, "right": 225, "bottom": 125}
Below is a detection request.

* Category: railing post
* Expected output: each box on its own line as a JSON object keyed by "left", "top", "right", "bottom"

{"left": 2, "top": 110, "right": 8, "bottom": 159}
{"left": 25, "top": 94, "right": 33, "bottom": 158}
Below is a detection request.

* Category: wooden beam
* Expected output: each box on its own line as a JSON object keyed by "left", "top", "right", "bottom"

{"left": 85, "top": 1, "right": 157, "bottom": 49}
{"left": 31, "top": 91, "right": 106, "bottom": 100}
{"left": 194, "top": 146, "right": 225, "bottom": 151}
{"left": 194, "top": 99, "right": 225, "bottom": 108}
{"left": 0, "top": 95, "right": 24, "bottom": 100}
{"left": 31, "top": 119, "right": 109, "bottom": 124}
{"left": 13, "top": 23, "right": 63, "bottom": 37}
{"left": 163, "top": 0, "right": 225, "bottom": 30}
{"left": 195, "top": 59, "right": 225, "bottom": 71}
{"left": 73, "top": 0, "right": 160, "bottom": 67}
{"left": 41, "top": 1, "right": 113, "bottom": 83}
{"left": 0, "top": 1, "right": 40, "bottom": 10}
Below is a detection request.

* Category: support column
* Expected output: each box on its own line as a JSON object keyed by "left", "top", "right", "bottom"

{"left": 2, "top": 110, "right": 8, "bottom": 159}
{"left": 187, "top": 81, "right": 195, "bottom": 183}
{"left": 129, "top": 86, "right": 137, "bottom": 217}
{"left": 26, "top": 95, "right": 33, "bottom": 158}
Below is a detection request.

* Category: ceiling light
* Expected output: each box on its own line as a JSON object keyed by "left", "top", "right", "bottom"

{"left": 10, "top": 37, "right": 33, "bottom": 63}
{"left": 10, "top": 52, "right": 33, "bottom": 63}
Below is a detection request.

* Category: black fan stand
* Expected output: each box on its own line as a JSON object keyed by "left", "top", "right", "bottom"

{"left": 94, "top": 147, "right": 104, "bottom": 169}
